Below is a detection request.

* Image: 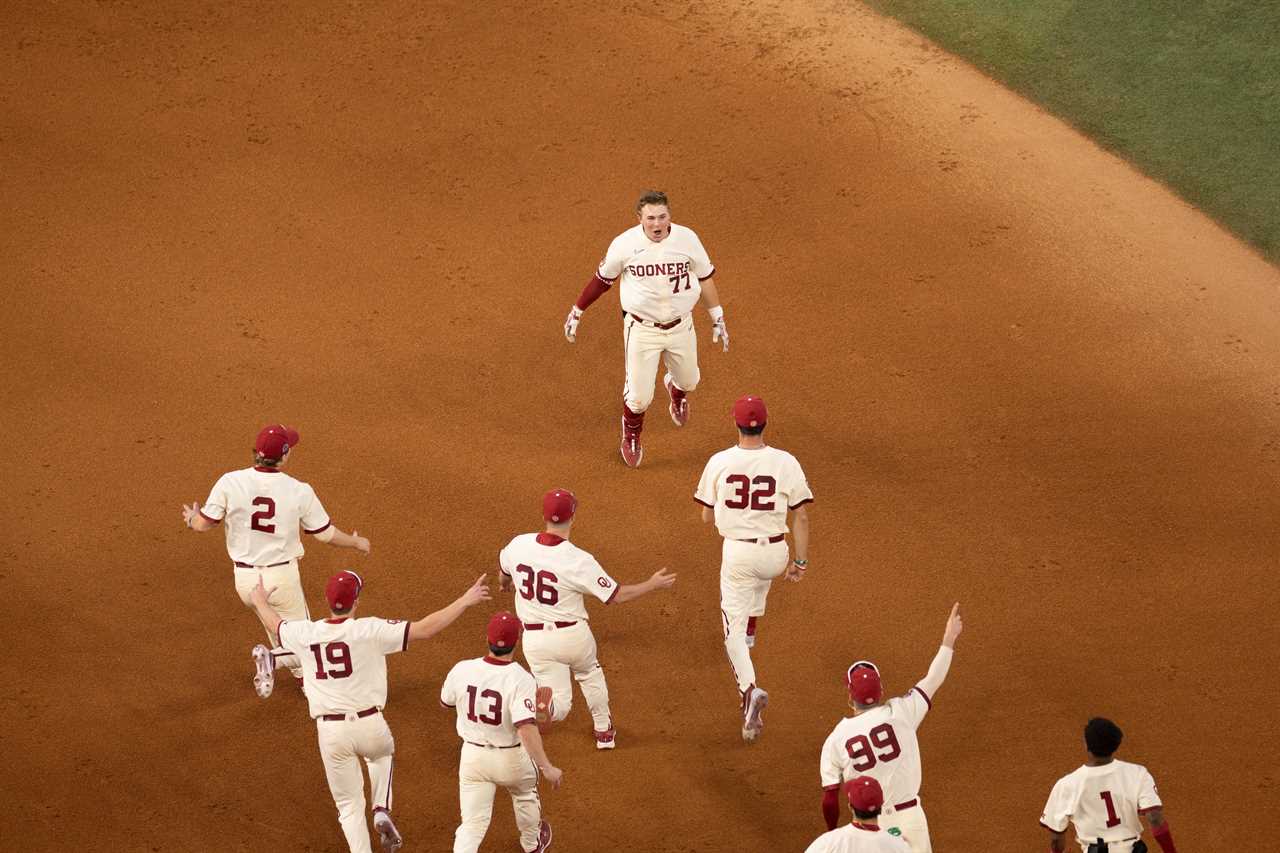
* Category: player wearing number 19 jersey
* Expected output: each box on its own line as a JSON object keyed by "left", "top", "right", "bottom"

{"left": 818, "top": 604, "right": 964, "bottom": 853}
{"left": 498, "top": 489, "right": 677, "bottom": 749}
{"left": 694, "top": 395, "right": 813, "bottom": 743}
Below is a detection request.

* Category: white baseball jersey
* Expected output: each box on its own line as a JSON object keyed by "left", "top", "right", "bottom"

{"left": 1041, "top": 760, "right": 1162, "bottom": 848}
{"left": 820, "top": 688, "right": 933, "bottom": 807}
{"left": 695, "top": 446, "right": 814, "bottom": 540}
{"left": 805, "top": 824, "right": 912, "bottom": 853}
{"left": 441, "top": 656, "right": 539, "bottom": 747}
{"left": 200, "top": 466, "right": 331, "bottom": 565}
{"left": 498, "top": 533, "right": 619, "bottom": 623}
{"left": 277, "top": 616, "right": 410, "bottom": 719}
{"left": 599, "top": 223, "right": 714, "bottom": 323}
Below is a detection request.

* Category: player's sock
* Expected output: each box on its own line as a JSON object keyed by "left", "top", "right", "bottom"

{"left": 622, "top": 404, "right": 644, "bottom": 433}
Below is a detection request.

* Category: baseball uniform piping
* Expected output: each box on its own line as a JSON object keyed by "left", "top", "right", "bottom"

{"left": 303, "top": 521, "right": 332, "bottom": 535}
{"left": 697, "top": 267, "right": 716, "bottom": 281}
{"left": 199, "top": 510, "right": 222, "bottom": 524}
{"left": 911, "top": 685, "right": 933, "bottom": 709}
{"left": 513, "top": 717, "right": 536, "bottom": 728}
{"left": 693, "top": 496, "right": 713, "bottom": 508}
{"left": 401, "top": 623, "right": 410, "bottom": 652}
{"left": 482, "top": 656, "right": 515, "bottom": 666}
{"left": 1138, "top": 805, "right": 1161, "bottom": 814}
{"left": 604, "top": 583, "right": 620, "bottom": 605}
{"left": 788, "top": 498, "right": 814, "bottom": 510}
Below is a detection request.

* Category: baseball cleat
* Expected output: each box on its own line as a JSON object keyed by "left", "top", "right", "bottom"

{"left": 251, "top": 644, "right": 274, "bottom": 698}
{"left": 593, "top": 723, "right": 617, "bottom": 750}
{"left": 620, "top": 429, "right": 643, "bottom": 468}
{"left": 535, "top": 686, "right": 554, "bottom": 729}
{"left": 526, "top": 819, "right": 552, "bottom": 853}
{"left": 664, "top": 374, "right": 689, "bottom": 427}
{"left": 373, "top": 809, "right": 403, "bottom": 852}
{"left": 742, "top": 686, "right": 769, "bottom": 743}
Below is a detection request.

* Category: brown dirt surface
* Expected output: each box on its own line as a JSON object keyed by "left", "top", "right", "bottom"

{"left": 4, "top": 0, "right": 1278, "bottom": 850}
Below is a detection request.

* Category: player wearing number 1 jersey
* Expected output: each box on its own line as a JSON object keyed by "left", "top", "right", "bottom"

{"left": 183, "top": 424, "right": 371, "bottom": 694}
{"left": 694, "top": 395, "right": 812, "bottom": 742}
{"left": 250, "top": 569, "right": 490, "bottom": 853}
{"left": 1040, "top": 718, "right": 1178, "bottom": 853}
{"left": 498, "top": 489, "right": 676, "bottom": 749}
{"left": 818, "top": 604, "right": 964, "bottom": 853}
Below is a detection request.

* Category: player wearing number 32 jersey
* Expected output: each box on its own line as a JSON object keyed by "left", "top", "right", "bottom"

{"left": 499, "top": 489, "right": 676, "bottom": 749}
{"left": 818, "top": 604, "right": 964, "bottom": 853}
{"left": 182, "top": 424, "right": 371, "bottom": 694}
{"left": 250, "top": 569, "right": 491, "bottom": 853}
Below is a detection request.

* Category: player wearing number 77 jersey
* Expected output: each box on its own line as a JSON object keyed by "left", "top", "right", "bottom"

{"left": 498, "top": 489, "right": 677, "bottom": 749}
{"left": 818, "top": 603, "right": 964, "bottom": 853}
{"left": 183, "top": 424, "right": 371, "bottom": 695}
{"left": 1040, "top": 717, "right": 1178, "bottom": 853}
{"left": 249, "top": 570, "right": 491, "bottom": 853}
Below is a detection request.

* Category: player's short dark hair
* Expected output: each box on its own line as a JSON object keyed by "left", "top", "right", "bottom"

{"left": 489, "top": 643, "right": 515, "bottom": 657}
{"left": 1084, "top": 717, "right": 1124, "bottom": 757}
{"left": 636, "top": 190, "right": 669, "bottom": 213}
{"left": 852, "top": 806, "right": 881, "bottom": 820}
{"left": 737, "top": 423, "right": 766, "bottom": 437}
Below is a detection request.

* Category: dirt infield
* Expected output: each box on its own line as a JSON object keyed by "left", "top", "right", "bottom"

{"left": 4, "top": 1, "right": 1278, "bottom": 850}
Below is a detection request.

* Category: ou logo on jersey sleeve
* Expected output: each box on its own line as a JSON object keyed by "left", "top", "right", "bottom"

{"left": 597, "top": 577, "right": 612, "bottom": 588}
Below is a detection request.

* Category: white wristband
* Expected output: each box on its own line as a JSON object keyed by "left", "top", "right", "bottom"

{"left": 708, "top": 305, "right": 724, "bottom": 322}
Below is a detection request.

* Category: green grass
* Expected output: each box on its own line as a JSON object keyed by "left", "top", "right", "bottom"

{"left": 863, "top": 0, "right": 1280, "bottom": 261}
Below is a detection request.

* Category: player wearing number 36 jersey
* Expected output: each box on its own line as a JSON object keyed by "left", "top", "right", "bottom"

{"left": 499, "top": 489, "right": 676, "bottom": 749}
{"left": 250, "top": 569, "right": 491, "bottom": 853}
{"left": 818, "top": 604, "right": 964, "bottom": 853}
{"left": 182, "top": 424, "right": 371, "bottom": 694}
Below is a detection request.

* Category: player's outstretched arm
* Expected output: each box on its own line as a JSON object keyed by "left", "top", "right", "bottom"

{"left": 565, "top": 273, "right": 614, "bottom": 342}
{"left": 182, "top": 502, "right": 217, "bottom": 532}
{"left": 407, "top": 575, "right": 491, "bottom": 643}
{"left": 609, "top": 568, "right": 677, "bottom": 605}
{"left": 1144, "top": 808, "right": 1178, "bottom": 853}
{"left": 314, "top": 525, "right": 371, "bottom": 554}
{"left": 517, "top": 722, "right": 563, "bottom": 788}
{"left": 249, "top": 576, "right": 284, "bottom": 636}
{"left": 916, "top": 603, "right": 962, "bottom": 698}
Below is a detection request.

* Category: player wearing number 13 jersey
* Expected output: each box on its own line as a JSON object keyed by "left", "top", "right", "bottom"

{"left": 498, "top": 489, "right": 677, "bottom": 749}
{"left": 182, "top": 425, "right": 371, "bottom": 692}
{"left": 818, "top": 604, "right": 964, "bottom": 853}
{"left": 694, "top": 395, "right": 812, "bottom": 743}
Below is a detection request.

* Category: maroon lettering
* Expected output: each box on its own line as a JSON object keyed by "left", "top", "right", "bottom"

{"left": 844, "top": 723, "right": 902, "bottom": 771}
{"left": 723, "top": 475, "right": 776, "bottom": 510}
{"left": 515, "top": 564, "right": 560, "bottom": 605}
{"left": 1100, "top": 791, "right": 1121, "bottom": 827}
{"left": 309, "top": 641, "right": 353, "bottom": 679}
{"left": 466, "top": 685, "right": 504, "bottom": 725}
{"left": 251, "top": 496, "right": 277, "bottom": 533}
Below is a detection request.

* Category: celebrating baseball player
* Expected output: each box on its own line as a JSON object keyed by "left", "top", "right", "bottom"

{"left": 818, "top": 603, "right": 964, "bottom": 853}
{"left": 563, "top": 189, "right": 727, "bottom": 467}
{"left": 804, "top": 777, "right": 911, "bottom": 853}
{"left": 693, "top": 395, "right": 812, "bottom": 742}
{"left": 441, "top": 611, "right": 562, "bottom": 853}
{"left": 498, "top": 488, "right": 677, "bottom": 749}
{"left": 249, "top": 570, "right": 491, "bottom": 853}
{"left": 182, "top": 424, "right": 371, "bottom": 696}
{"left": 1040, "top": 718, "right": 1178, "bottom": 853}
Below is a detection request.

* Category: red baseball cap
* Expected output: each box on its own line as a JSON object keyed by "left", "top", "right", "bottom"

{"left": 325, "top": 570, "right": 363, "bottom": 611}
{"left": 255, "top": 424, "right": 300, "bottom": 459}
{"left": 845, "top": 776, "right": 884, "bottom": 813}
{"left": 543, "top": 489, "right": 578, "bottom": 524}
{"left": 487, "top": 611, "right": 522, "bottom": 648}
{"left": 733, "top": 395, "right": 767, "bottom": 429}
{"left": 846, "top": 660, "right": 884, "bottom": 705}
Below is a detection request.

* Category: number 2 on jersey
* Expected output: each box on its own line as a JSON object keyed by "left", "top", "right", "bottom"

{"left": 466, "top": 686, "right": 503, "bottom": 725}
{"left": 514, "top": 564, "right": 559, "bottom": 605}
{"left": 844, "top": 723, "right": 902, "bottom": 772}
{"left": 251, "top": 496, "right": 276, "bottom": 533}
{"left": 724, "top": 475, "right": 776, "bottom": 510}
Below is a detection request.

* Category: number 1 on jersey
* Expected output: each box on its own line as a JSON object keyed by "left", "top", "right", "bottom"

{"left": 1099, "top": 790, "right": 1121, "bottom": 827}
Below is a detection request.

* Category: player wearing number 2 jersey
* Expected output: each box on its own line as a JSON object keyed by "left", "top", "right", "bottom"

{"left": 805, "top": 777, "right": 911, "bottom": 853}
{"left": 183, "top": 424, "right": 371, "bottom": 694}
{"left": 1040, "top": 718, "right": 1177, "bottom": 853}
{"left": 818, "top": 604, "right": 964, "bottom": 853}
{"left": 498, "top": 489, "right": 676, "bottom": 749}
{"left": 694, "top": 395, "right": 812, "bottom": 743}
{"left": 441, "top": 611, "right": 563, "bottom": 853}
{"left": 250, "top": 569, "right": 490, "bottom": 853}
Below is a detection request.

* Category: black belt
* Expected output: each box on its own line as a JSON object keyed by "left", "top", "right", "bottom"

{"left": 319, "top": 707, "right": 379, "bottom": 722}
{"left": 626, "top": 312, "right": 683, "bottom": 330}
{"left": 235, "top": 560, "right": 291, "bottom": 568}
{"left": 466, "top": 740, "right": 520, "bottom": 749}
{"left": 524, "top": 621, "right": 578, "bottom": 630}
{"left": 735, "top": 534, "right": 785, "bottom": 544}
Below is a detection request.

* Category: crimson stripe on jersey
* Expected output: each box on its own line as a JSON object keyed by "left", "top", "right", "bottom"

{"left": 605, "top": 583, "right": 620, "bottom": 605}
{"left": 693, "top": 496, "right": 713, "bottom": 508}
{"left": 911, "top": 685, "right": 933, "bottom": 709}
{"left": 513, "top": 717, "right": 536, "bottom": 729}
{"left": 199, "top": 510, "right": 222, "bottom": 524}
{"left": 1138, "top": 805, "right": 1161, "bottom": 814}
{"left": 303, "top": 521, "right": 331, "bottom": 535}
{"left": 698, "top": 267, "right": 716, "bottom": 281}
{"left": 789, "top": 498, "right": 815, "bottom": 510}
{"left": 401, "top": 622, "right": 410, "bottom": 652}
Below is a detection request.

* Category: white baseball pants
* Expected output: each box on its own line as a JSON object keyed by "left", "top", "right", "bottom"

{"left": 720, "top": 538, "right": 789, "bottom": 695}
{"left": 454, "top": 741, "right": 542, "bottom": 853}
{"left": 234, "top": 561, "right": 308, "bottom": 677}
{"left": 622, "top": 313, "right": 700, "bottom": 414}
{"left": 315, "top": 711, "right": 396, "bottom": 853}
{"left": 881, "top": 801, "right": 931, "bottom": 853}
{"left": 522, "top": 622, "right": 612, "bottom": 732}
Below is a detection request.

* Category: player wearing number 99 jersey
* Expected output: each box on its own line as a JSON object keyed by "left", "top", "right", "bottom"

{"left": 498, "top": 489, "right": 677, "bottom": 749}
{"left": 182, "top": 424, "right": 371, "bottom": 691}
{"left": 249, "top": 569, "right": 491, "bottom": 853}
{"left": 818, "top": 604, "right": 964, "bottom": 853}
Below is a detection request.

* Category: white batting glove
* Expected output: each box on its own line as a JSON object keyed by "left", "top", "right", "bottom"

{"left": 712, "top": 317, "right": 729, "bottom": 352}
{"left": 564, "top": 306, "right": 583, "bottom": 343}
